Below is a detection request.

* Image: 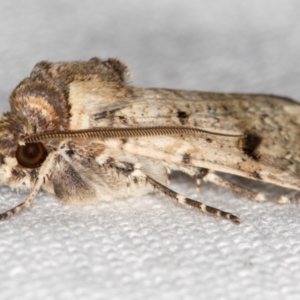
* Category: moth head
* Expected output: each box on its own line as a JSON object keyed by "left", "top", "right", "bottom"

{"left": 0, "top": 113, "right": 41, "bottom": 189}
{"left": 0, "top": 57, "right": 132, "bottom": 189}
{"left": 0, "top": 79, "right": 67, "bottom": 190}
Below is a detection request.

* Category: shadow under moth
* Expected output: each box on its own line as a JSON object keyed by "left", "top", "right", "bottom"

{"left": 0, "top": 57, "right": 299, "bottom": 224}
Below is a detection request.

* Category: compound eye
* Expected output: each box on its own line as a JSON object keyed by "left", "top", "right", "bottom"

{"left": 16, "top": 143, "right": 47, "bottom": 168}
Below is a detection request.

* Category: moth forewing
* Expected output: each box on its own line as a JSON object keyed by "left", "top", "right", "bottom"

{"left": 0, "top": 57, "right": 299, "bottom": 223}
{"left": 95, "top": 89, "right": 300, "bottom": 190}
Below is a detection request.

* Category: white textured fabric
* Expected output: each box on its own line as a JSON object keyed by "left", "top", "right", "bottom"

{"left": 0, "top": 1, "right": 300, "bottom": 299}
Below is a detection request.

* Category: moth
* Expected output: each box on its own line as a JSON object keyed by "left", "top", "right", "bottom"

{"left": 0, "top": 57, "right": 299, "bottom": 224}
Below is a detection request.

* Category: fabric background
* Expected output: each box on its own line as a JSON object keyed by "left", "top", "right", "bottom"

{"left": 0, "top": 1, "right": 300, "bottom": 299}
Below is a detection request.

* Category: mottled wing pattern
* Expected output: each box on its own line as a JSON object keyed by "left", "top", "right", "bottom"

{"left": 87, "top": 88, "right": 300, "bottom": 190}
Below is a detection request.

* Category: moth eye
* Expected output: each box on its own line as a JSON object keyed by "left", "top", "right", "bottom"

{"left": 16, "top": 143, "right": 47, "bottom": 168}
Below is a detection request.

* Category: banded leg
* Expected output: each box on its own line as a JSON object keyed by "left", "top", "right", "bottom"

{"left": 203, "top": 173, "right": 292, "bottom": 204}
{"left": 0, "top": 150, "right": 58, "bottom": 221}
{"left": 194, "top": 168, "right": 209, "bottom": 193}
{"left": 145, "top": 175, "right": 240, "bottom": 224}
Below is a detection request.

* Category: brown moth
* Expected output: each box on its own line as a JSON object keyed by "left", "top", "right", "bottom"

{"left": 0, "top": 57, "right": 299, "bottom": 223}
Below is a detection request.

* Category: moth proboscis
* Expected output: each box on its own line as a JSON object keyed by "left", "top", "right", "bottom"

{"left": 0, "top": 57, "right": 299, "bottom": 224}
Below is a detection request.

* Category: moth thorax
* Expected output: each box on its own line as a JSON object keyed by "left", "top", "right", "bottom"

{"left": 10, "top": 81, "right": 69, "bottom": 131}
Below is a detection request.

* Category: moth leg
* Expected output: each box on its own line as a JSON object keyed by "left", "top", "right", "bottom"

{"left": 109, "top": 161, "right": 239, "bottom": 223}
{"left": 166, "top": 167, "right": 171, "bottom": 186}
{"left": 0, "top": 150, "right": 58, "bottom": 221}
{"left": 126, "top": 176, "right": 131, "bottom": 196}
{"left": 172, "top": 165, "right": 209, "bottom": 193}
{"left": 194, "top": 168, "right": 209, "bottom": 193}
{"left": 145, "top": 175, "right": 240, "bottom": 224}
{"left": 203, "top": 173, "right": 291, "bottom": 204}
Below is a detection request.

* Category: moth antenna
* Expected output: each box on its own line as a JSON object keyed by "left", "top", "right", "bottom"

{"left": 23, "top": 126, "right": 245, "bottom": 143}
{"left": 0, "top": 150, "right": 58, "bottom": 221}
{"left": 145, "top": 175, "right": 240, "bottom": 224}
